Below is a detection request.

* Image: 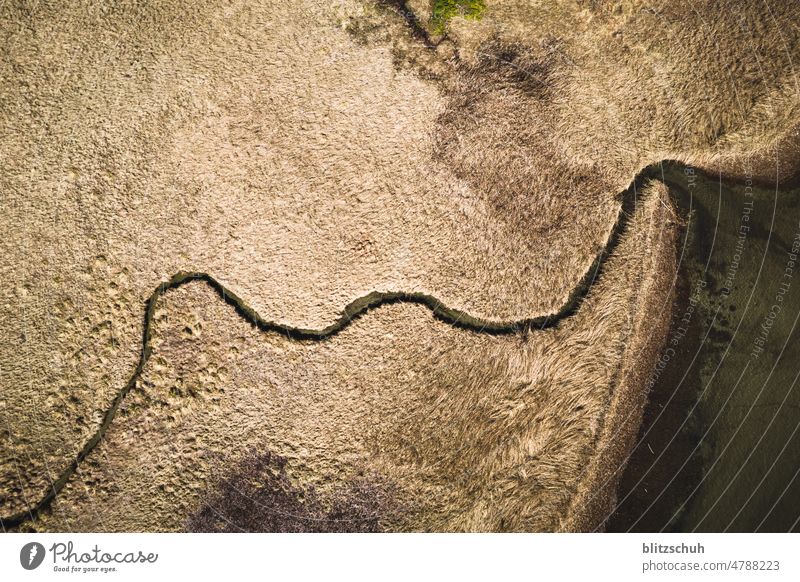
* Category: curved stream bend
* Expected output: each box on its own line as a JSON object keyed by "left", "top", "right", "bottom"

{"left": 2, "top": 160, "right": 693, "bottom": 529}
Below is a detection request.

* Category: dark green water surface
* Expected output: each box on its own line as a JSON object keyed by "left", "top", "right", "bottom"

{"left": 608, "top": 165, "right": 800, "bottom": 532}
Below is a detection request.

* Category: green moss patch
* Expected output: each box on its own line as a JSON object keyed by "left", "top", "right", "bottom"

{"left": 430, "top": 0, "right": 486, "bottom": 34}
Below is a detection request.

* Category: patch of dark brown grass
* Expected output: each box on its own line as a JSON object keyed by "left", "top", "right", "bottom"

{"left": 186, "top": 450, "right": 399, "bottom": 533}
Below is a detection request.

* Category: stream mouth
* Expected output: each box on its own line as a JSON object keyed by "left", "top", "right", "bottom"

{"left": 608, "top": 165, "right": 800, "bottom": 532}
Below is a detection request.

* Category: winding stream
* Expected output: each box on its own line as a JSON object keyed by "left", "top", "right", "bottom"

{"left": 4, "top": 161, "right": 797, "bottom": 531}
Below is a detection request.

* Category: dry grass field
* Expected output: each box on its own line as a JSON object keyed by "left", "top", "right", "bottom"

{"left": 1, "top": 0, "right": 797, "bottom": 531}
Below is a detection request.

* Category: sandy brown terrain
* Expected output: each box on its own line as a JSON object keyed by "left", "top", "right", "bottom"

{"left": 1, "top": 0, "right": 798, "bottom": 531}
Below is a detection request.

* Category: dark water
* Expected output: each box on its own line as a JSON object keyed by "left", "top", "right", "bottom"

{"left": 608, "top": 166, "right": 800, "bottom": 533}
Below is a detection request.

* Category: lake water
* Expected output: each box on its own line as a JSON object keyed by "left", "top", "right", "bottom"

{"left": 608, "top": 163, "right": 800, "bottom": 532}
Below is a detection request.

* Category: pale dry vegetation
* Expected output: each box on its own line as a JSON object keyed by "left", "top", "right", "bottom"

{"left": 1, "top": 0, "right": 797, "bottom": 531}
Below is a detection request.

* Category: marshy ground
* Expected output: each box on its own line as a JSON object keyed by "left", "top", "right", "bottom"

{"left": 1, "top": 0, "right": 798, "bottom": 532}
